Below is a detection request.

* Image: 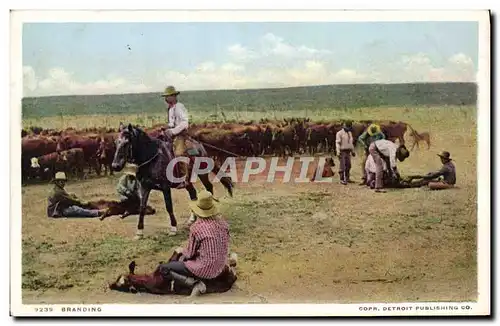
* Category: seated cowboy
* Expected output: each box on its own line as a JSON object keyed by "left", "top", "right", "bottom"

{"left": 408, "top": 151, "right": 457, "bottom": 190}
{"left": 160, "top": 85, "right": 191, "bottom": 189}
{"left": 116, "top": 164, "right": 140, "bottom": 218}
{"left": 368, "top": 139, "right": 409, "bottom": 193}
{"left": 157, "top": 190, "right": 230, "bottom": 297}
{"left": 47, "top": 172, "right": 108, "bottom": 220}
{"left": 358, "top": 123, "right": 386, "bottom": 185}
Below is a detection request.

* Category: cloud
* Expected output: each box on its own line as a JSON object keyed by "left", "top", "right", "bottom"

{"left": 396, "top": 52, "right": 476, "bottom": 83}
{"left": 23, "top": 66, "right": 152, "bottom": 97}
{"left": 23, "top": 32, "right": 477, "bottom": 97}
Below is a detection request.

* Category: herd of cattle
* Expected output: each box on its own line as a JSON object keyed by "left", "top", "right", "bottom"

{"left": 21, "top": 118, "right": 420, "bottom": 184}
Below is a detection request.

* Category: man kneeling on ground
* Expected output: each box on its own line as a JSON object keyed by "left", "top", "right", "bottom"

{"left": 116, "top": 164, "right": 140, "bottom": 219}
{"left": 47, "top": 172, "right": 108, "bottom": 219}
{"left": 158, "top": 190, "right": 230, "bottom": 297}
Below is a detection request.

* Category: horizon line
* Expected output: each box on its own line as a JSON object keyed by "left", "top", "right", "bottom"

{"left": 22, "top": 81, "right": 477, "bottom": 100}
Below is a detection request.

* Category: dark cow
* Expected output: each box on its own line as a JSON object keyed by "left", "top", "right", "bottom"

{"left": 109, "top": 250, "right": 237, "bottom": 296}
{"left": 83, "top": 199, "right": 156, "bottom": 220}
{"left": 96, "top": 134, "right": 117, "bottom": 176}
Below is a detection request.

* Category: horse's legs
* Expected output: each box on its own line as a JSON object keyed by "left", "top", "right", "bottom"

{"left": 198, "top": 173, "right": 214, "bottom": 195}
{"left": 135, "top": 186, "right": 151, "bottom": 240}
{"left": 162, "top": 187, "right": 178, "bottom": 236}
{"left": 184, "top": 184, "right": 198, "bottom": 226}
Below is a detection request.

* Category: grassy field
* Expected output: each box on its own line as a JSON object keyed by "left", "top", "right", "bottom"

{"left": 21, "top": 105, "right": 478, "bottom": 304}
{"left": 21, "top": 82, "right": 476, "bottom": 119}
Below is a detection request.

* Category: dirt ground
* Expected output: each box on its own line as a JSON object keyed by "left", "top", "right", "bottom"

{"left": 20, "top": 108, "right": 478, "bottom": 305}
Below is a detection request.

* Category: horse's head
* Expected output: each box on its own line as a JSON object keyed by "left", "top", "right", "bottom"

{"left": 111, "top": 122, "right": 136, "bottom": 171}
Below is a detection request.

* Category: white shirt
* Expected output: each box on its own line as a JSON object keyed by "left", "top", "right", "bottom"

{"left": 365, "top": 154, "right": 387, "bottom": 173}
{"left": 335, "top": 129, "right": 354, "bottom": 151}
{"left": 373, "top": 139, "right": 398, "bottom": 169}
{"left": 167, "top": 102, "right": 189, "bottom": 135}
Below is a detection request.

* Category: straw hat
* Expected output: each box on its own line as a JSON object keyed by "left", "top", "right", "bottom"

{"left": 367, "top": 123, "right": 381, "bottom": 136}
{"left": 160, "top": 86, "right": 180, "bottom": 97}
{"left": 123, "top": 164, "right": 137, "bottom": 176}
{"left": 54, "top": 171, "right": 67, "bottom": 181}
{"left": 188, "top": 190, "right": 219, "bottom": 218}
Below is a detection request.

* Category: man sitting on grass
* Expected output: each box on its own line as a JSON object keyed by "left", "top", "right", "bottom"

{"left": 47, "top": 172, "right": 108, "bottom": 219}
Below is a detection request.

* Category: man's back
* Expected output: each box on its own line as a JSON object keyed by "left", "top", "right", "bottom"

{"left": 185, "top": 217, "right": 230, "bottom": 280}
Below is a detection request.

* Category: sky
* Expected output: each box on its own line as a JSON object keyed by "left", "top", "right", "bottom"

{"left": 22, "top": 21, "right": 479, "bottom": 97}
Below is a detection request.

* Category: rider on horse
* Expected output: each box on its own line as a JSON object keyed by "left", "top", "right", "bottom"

{"left": 161, "top": 85, "right": 191, "bottom": 189}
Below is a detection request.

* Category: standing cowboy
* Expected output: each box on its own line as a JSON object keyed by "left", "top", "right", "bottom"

{"left": 358, "top": 123, "right": 386, "bottom": 185}
{"left": 335, "top": 120, "right": 356, "bottom": 185}
{"left": 368, "top": 139, "right": 409, "bottom": 193}
{"left": 158, "top": 190, "right": 230, "bottom": 297}
{"left": 161, "top": 85, "right": 190, "bottom": 189}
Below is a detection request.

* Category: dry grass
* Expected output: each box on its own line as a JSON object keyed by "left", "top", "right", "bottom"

{"left": 21, "top": 105, "right": 478, "bottom": 304}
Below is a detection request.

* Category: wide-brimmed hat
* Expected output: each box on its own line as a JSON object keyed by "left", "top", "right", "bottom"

{"left": 160, "top": 86, "right": 180, "bottom": 97}
{"left": 437, "top": 151, "right": 452, "bottom": 161}
{"left": 123, "top": 164, "right": 137, "bottom": 176}
{"left": 343, "top": 120, "right": 353, "bottom": 128}
{"left": 188, "top": 190, "right": 219, "bottom": 218}
{"left": 53, "top": 171, "right": 67, "bottom": 181}
{"left": 397, "top": 145, "right": 410, "bottom": 160}
{"left": 367, "top": 123, "right": 381, "bottom": 136}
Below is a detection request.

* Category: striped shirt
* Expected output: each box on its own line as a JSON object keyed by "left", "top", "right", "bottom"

{"left": 183, "top": 215, "right": 230, "bottom": 279}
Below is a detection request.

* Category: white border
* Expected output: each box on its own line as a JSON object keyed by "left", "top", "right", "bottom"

{"left": 9, "top": 8, "right": 491, "bottom": 317}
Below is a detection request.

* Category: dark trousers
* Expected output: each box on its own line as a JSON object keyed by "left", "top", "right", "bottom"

{"left": 159, "top": 260, "right": 195, "bottom": 279}
{"left": 339, "top": 150, "right": 352, "bottom": 181}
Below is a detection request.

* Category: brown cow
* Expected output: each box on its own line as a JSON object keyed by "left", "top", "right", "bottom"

{"left": 56, "top": 134, "right": 101, "bottom": 176}
{"left": 109, "top": 250, "right": 237, "bottom": 296}
{"left": 29, "top": 152, "right": 66, "bottom": 181}
{"left": 96, "top": 134, "right": 117, "bottom": 176}
{"left": 22, "top": 136, "right": 58, "bottom": 182}
{"left": 59, "top": 148, "right": 86, "bottom": 179}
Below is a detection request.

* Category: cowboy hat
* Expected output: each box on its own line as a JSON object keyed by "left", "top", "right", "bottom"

{"left": 188, "top": 190, "right": 219, "bottom": 218}
{"left": 437, "top": 151, "right": 452, "bottom": 161}
{"left": 367, "top": 123, "right": 381, "bottom": 136}
{"left": 397, "top": 145, "right": 410, "bottom": 160}
{"left": 123, "top": 164, "right": 138, "bottom": 176}
{"left": 160, "top": 86, "right": 180, "bottom": 97}
{"left": 52, "top": 171, "right": 67, "bottom": 182}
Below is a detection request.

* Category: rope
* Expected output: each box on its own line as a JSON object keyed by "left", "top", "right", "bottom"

{"left": 199, "top": 141, "right": 242, "bottom": 158}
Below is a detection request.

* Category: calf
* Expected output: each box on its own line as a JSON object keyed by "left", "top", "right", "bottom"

{"left": 30, "top": 152, "right": 66, "bottom": 181}
{"left": 109, "top": 250, "right": 237, "bottom": 295}
{"left": 84, "top": 199, "right": 156, "bottom": 220}
{"left": 311, "top": 157, "right": 336, "bottom": 182}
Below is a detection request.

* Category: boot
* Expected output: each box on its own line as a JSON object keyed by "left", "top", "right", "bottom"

{"left": 174, "top": 162, "right": 189, "bottom": 189}
{"left": 339, "top": 171, "right": 347, "bottom": 185}
{"left": 169, "top": 271, "right": 206, "bottom": 297}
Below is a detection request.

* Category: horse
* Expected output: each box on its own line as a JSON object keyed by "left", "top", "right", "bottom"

{"left": 111, "top": 122, "right": 234, "bottom": 239}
